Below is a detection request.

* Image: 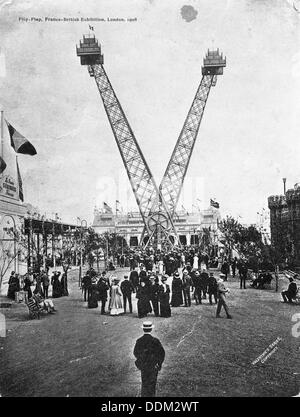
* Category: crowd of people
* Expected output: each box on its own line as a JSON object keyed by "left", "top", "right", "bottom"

{"left": 7, "top": 268, "right": 69, "bottom": 301}
{"left": 81, "top": 249, "right": 234, "bottom": 319}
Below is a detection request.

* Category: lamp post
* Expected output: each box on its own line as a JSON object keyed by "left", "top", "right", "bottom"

{"left": 78, "top": 218, "right": 87, "bottom": 287}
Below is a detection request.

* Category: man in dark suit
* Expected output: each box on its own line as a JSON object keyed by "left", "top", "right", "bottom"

{"left": 133, "top": 321, "right": 165, "bottom": 397}
{"left": 207, "top": 272, "right": 218, "bottom": 305}
{"left": 182, "top": 270, "right": 192, "bottom": 307}
{"left": 281, "top": 277, "right": 298, "bottom": 303}
{"left": 239, "top": 262, "right": 248, "bottom": 289}
{"left": 191, "top": 270, "right": 201, "bottom": 304}
{"left": 81, "top": 273, "right": 92, "bottom": 302}
{"left": 120, "top": 275, "right": 135, "bottom": 313}
{"left": 97, "top": 277, "right": 109, "bottom": 314}
{"left": 129, "top": 267, "right": 139, "bottom": 292}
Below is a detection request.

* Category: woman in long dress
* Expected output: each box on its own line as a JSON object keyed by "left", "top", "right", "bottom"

{"left": 109, "top": 278, "right": 123, "bottom": 315}
{"left": 159, "top": 276, "right": 171, "bottom": 317}
{"left": 51, "top": 272, "right": 61, "bottom": 298}
{"left": 171, "top": 273, "right": 183, "bottom": 307}
{"left": 136, "top": 281, "right": 152, "bottom": 318}
{"left": 193, "top": 254, "right": 199, "bottom": 270}
{"left": 158, "top": 259, "right": 164, "bottom": 275}
{"left": 7, "top": 272, "right": 20, "bottom": 300}
{"left": 60, "top": 273, "right": 69, "bottom": 296}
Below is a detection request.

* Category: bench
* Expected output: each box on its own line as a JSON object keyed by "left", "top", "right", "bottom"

{"left": 26, "top": 298, "right": 43, "bottom": 319}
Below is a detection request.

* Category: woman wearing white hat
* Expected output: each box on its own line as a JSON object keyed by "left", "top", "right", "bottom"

{"left": 109, "top": 277, "right": 123, "bottom": 316}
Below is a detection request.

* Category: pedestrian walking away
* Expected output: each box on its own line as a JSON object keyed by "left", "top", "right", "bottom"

{"left": 133, "top": 321, "right": 165, "bottom": 397}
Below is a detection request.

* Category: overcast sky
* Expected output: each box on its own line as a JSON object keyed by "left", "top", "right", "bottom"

{"left": 0, "top": 0, "right": 299, "bottom": 226}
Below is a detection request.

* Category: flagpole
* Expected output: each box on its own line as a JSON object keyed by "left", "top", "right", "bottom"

{"left": 1, "top": 110, "right": 3, "bottom": 159}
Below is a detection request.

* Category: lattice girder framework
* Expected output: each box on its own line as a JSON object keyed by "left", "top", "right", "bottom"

{"left": 77, "top": 36, "right": 226, "bottom": 249}
{"left": 91, "top": 63, "right": 179, "bottom": 245}
{"left": 159, "top": 74, "right": 214, "bottom": 217}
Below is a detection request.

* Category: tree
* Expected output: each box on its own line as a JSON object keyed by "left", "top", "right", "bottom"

{"left": 199, "top": 227, "right": 213, "bottom": 253}
{"left": 218, "top": 216, "right": 243, "bottom": 259}
{"left": 83, "top": 228, "right": 106, "bottom": 270}
{"left": 0, "top": 238, "right": 19, "bottom": 291}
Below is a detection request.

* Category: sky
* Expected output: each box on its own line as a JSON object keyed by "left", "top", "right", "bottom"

{"left": 0, "top": 0, "right": 300, "bottom": 226}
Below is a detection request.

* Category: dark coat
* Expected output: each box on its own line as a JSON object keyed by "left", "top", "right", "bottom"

{"left": 149, "top": 283, "right": 160, "bottom": 301}
{"left": 158, "top": 284, "right": 171, "bottom": 317}
{"left": 171, "top": 277, "right": 183, "bottom": 307}
{"left": 120, "top": 279, "right": 135, "bottom": 295}
{"left": 136, "top": 285, "right": 152, "bottom": 318}
{"left": 134, "top": 334, "right": 165, "bottom": 371}
{"left": 129, "top": 270, "right": 139, "bottom": 287}
{"left": 221, "top": 262, "right": 230, "bottom": 274}
{"left": 199, "top": 272, "right": 209, "bottom": 289}
{"left": 182, "top": 275, "right": 192, "bottom": 290}
{"left": 97, "top": 280, "right": 109, "bottom": 300}
{"left": 207, "top": 276, "right": 218, "bottom": 293}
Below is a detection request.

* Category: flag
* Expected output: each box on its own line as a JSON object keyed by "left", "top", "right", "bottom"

{"left": 0, "top": 156, "right": 7, "bottom": 174}
{"left": 210, "top": 199, "right": 220, "bottom": 209}
{"left": 103, "top": 202, "right": 113, "bottom": 213}
{"left": 6, "top": 120, "right": 37, "bottom": 155}
{"left": 16, "top": 157, "right": 24, "bottom": 201}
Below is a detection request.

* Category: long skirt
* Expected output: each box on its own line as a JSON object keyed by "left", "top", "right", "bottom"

{"left": 137, "top": 298, "right": 152, "bottom": 318}
{"left": 159, "top": 295, "right": 171, "bottom": 318}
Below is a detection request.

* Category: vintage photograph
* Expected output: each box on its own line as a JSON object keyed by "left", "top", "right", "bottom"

{"left": 0, "top": 0, "right": 299, "bottom": 399}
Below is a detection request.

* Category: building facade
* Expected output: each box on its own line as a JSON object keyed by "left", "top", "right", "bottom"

{"left": 92, "top": 206, "right": 221, "bottom": 248}
{"left": 0, "top": 174, "right": 27, "bottom": 295}
{"left": 268, "top": 183, "right": 300, "bottom": 265}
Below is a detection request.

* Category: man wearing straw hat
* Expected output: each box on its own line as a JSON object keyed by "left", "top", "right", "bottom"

{"left": 216, "top": 274, "right": 232, "bottom": 319}
{"left": 133, "top": 321, "right": 165, "bottom": 397}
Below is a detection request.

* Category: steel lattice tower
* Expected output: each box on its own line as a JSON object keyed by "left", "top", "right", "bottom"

{"left": 77, "top": 35, "right": 226, "bottom": 249}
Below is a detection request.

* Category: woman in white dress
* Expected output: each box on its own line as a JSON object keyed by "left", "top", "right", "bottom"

{"left": 158, "top": 259, "right": 164, "bottom": 275}
{"left": 109, "top": 278, "right": 123, "bottom": 316}
{"left": 193, "top": 254, "right": 199, "bottom": 270}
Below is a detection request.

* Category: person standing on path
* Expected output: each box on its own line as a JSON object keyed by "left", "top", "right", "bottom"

{"left": 158, "top": 276, "right": 171, "bottom": 317}
{"left": 120, "top": 275, "right": 135, "bottom": 313}
{"left": 207, "top": 272, "right": 218, "bottom": 305}
{"left": 41, "top": 270, "right": 50, "bottom": 298}
{"left": 239, "top": 262, "right": 248, "bottom": 289}
{"left": 96, "top": 276, "right": 109, "bottom": 314}
{"left": 182, "top": 270, "right": 192, "bottom": 307}
{"left": 216, "top": 274, "right": 232, "bottom": 319}
{"left": 129, "top": 267, "right": 139, "bottom": 293}
{"left": 133, "top": 321, "right": 165, "bottom": 397}
{"left": 221, "top": 259, "right": 230, "bottom": 282}
{"left": 149, "top": 275, "right": 160, "bottom": 317}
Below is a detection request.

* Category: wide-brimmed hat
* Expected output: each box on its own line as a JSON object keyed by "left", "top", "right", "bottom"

{"left": 142, "top": 321, "right": 154, "bottom": 331}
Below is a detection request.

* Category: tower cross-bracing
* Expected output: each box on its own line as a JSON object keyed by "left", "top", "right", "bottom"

{"left": 77, "top": 35, "right": 226, "bottom": 249}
